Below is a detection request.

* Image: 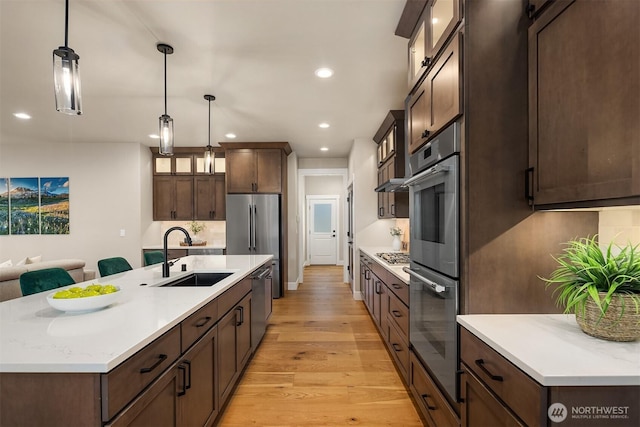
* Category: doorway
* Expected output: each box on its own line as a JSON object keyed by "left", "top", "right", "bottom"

{"left": 307, "top": 196, "right": 338, "bottom": 265}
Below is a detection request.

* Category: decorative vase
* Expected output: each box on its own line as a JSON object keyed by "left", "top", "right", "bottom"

{"left": 391, "top": 235, "right": 402, "bottom": 251}
{"left": 575, "top": 293, "right": 640, "bottom": 342}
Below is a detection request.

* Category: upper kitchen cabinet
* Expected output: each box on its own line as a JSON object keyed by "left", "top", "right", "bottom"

{"left": 528, "top": 0, "right": 640, "bottom": 208}
{"left": 150, "top": 147, "right": 226, "bottom": 221}
{"left": 407, "top": 0, "right": 461, "bottom": 91}
{"left": 195, "top": 175, "right": 226, "bottom": 220}
{"left": 374, "top": 110, "right": 408, "bottom": 218}
{"left": 153, "top": 154, "right": 194, "bottom": 175}
{"left": 221, "top": 142, "right": 292, "bottom": 194}
{"left": 153, "top": 175, "right": 194, "bottom": 221}
{"left": 407, "top": 31, "right": 462, "bottom": 154}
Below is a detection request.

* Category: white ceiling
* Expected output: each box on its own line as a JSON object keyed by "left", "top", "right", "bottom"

{"left": 0, "top": 0, "right": 409, "bottom": 158}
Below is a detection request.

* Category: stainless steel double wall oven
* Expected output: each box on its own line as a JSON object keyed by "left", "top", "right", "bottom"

{"left": 405, "top": 122, "right": 460, "bottom": 406}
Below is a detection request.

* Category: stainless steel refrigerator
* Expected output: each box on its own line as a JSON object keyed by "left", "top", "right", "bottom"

{"left": 226, "top": 194, "right": 282, "bottom": 298}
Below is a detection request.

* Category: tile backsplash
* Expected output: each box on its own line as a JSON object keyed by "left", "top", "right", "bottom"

{"left": 598, "top": 206, "right": 640, "bottom": 249}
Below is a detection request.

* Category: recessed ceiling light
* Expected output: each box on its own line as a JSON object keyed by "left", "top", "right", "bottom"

{"left": 318, "top": 122, "right": 330, "bottom": 129}
{"left": 14, "top": 112, "right": 31, "bottom": 120}
{"left": 315, "top": 67, "right": 334, "bottom": 78}
{"left": 149, "top": 134, "right": 160, "bottom": 139}
{"left": 225, "top": 133, "right": 237, "bottom": 139}
{"left": 320, "top": 147, "right": 329, "bottom": 152}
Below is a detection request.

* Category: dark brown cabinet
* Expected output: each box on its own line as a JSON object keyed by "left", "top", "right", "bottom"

{"left": 194, "top": 175, "right": 226, "bottom": 220}
{"left": 225, "top": 148, "right": 282, "bottom": 193}
{"left": 408, "top": 0, "right": 462, "bottom": 91}
{"left": 528, "top": 0, "right": 640, "bottom": 207}
{"left": 218, "top": 292, "right": 252, "bottom": 407}
{"left": 407, "top": 31, "right": 462, "bottom": 154}
{"left": 177, "top": 325, "right": 218, "bottom": 427}
{"left": 409, "top": 352, "right": 459, "bottom": 427}
{"left": 374, "top": 110, "right": 408, "bottom": 219}
{"left": 151, "top": 148, "right": 226, "bottom": 221}
{"left": 153, "top": 176, "right": 194, "bottom": 221}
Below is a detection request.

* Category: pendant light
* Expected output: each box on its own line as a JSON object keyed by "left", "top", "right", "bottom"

{"left": 157, "top": 43, "right": 174, "bottom": 156}
{"left": 53, "top": 0, "right": 82, "bottom": 115}
{"left": 203, "top": 94, "right": 216, "bottom": 174}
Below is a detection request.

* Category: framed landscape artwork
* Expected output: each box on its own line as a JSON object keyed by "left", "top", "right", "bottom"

{"left": 0, "top": 177, "right": 69, "bottom": 235}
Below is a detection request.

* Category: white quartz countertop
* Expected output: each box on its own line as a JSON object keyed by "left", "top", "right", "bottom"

{"left": 458, "top": 314, "right": 640, "bottom": 387}
{"left": 359, "top": 246, "right": 409, "bottom": 284}
{"left": 0, "top": 255, "right": 272, "bottom": 373}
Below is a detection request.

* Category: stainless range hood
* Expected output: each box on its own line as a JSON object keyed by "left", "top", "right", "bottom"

{"left": 374, "top": 178, "right": 408, "bottom": 193}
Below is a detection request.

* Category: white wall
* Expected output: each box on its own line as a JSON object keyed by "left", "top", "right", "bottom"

{"left": 0, "top": 142, "right": 148, "bottom": 273}
{"left": 287, "top": 152, "right": 299, "bottom": 290}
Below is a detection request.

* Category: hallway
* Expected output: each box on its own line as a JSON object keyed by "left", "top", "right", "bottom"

{"left": 218, "top": 265, "right": 423, "bottom": 426}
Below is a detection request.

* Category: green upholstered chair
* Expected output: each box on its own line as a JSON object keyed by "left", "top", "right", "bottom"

{"left": 144, "top": 251, "right": 165, "bottom": 266}
{"left": 19, "top": 268, "right": 76, "bottom": 297}
{"left": 98, "top": 257, "right": 133, "bottom": 277}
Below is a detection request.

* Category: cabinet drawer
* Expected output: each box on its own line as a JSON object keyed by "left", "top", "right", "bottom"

{"left": 218, "top": 277, "right": 252, "bottom": 317}
{"left": 387, "top": 320, "right": 409, "bottom": 380}
{"left": 386, "top": 279, "right": 409, "bottom": 306}
{"left": 460, "top": 328, "right": 545, "bottom": 427}
{"left": 101, "top": 325, "right": 181, "bottom": 422}
{"left": 410, "top": 351, "right": 459, "bottom": 427}
{"left": 387, "top": 290, "right": 409, "bottom": 339}
{"left": 181, "top": 298, "right": 218, "bottom": 352}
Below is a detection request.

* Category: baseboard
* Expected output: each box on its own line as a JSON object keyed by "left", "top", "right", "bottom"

{"left": 353, "top": 291, "right": 364, "bottom": 301}
{"left": 287, "top": 278, "right": 300, "bottom": 291}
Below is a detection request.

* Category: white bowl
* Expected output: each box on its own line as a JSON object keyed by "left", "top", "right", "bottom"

{"left": 46, "top": 288, "right": 122, "bottom": 313}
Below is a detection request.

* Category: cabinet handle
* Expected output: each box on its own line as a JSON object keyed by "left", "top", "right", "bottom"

{"left": 391, "top": 310, "right": 402, "bottom": 318}
{"left": 475, "top": 359, "right": 504, "bottom": 382}
{"left": 375, "top": 281, "right": 381, "bottom": 294}
{"left": 392, "top": 283, "right": 402, "bottom": 290}
{"left": 392, "top": 343, "right": 402, "bottom": 352}
{"left": 177, "top": 364, "right": 187, "bottom": 396}
{"left": 183, "top": 360, "right": 192, "bottom": 390}
{"left": 420, "top": 393, "right": 437, "bottom": 411}
{"left": 140, "top": 354, "right": 167, "bottom": 374}
{"left": 379, "top": 206, "right": 384, "bottom": 217}
{"left": 194, "top": 316, "right": 212, "bottom": 328}
{"left": 525, "top": 167, "right": 534, "bottom": 205}
{"left": 390, "top": 204, "right": 395, "bottom": 216}
{"left": 365, "top": 270, "right": 370, "bottom": 280}
{"left": 421, "top": 130, "right": 430, "bottom": 139}
{"left": 236, "top": 306, "right": 244, "bottom": 326}
{"left": 526, "top": 3, "right": 536, "bottom": 19}
{"left": 421, "top": 56, "right": 431, "bottom": 68}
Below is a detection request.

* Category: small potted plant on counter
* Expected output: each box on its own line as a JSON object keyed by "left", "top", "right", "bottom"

{"left": 540, "top": 235, "right": 640, "bottom": 341}
{"left": 185, "top": 221, "right": 206, "bottom": 246}
{"left": 390, "top": 226, "right": 403, "bottom": 251}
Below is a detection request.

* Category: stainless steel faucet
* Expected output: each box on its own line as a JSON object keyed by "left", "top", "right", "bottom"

{"left": 163, "top": 226, "right": 192, "bottom": 277}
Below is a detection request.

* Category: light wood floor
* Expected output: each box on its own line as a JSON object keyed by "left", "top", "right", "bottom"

{"left": 217, "top": 265, "right": 423, "bottom": 426}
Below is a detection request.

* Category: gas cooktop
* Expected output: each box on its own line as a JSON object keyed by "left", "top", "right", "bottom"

{"left": 375, "top": 252, "right": 410, "bottom": 265}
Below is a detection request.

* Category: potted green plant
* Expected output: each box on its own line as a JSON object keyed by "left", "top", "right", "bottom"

{"left": 187, "top": 221, "right": 206, "bottom": 245}
{"left": 541, "top": 235, "right": 640, "bottom": 341}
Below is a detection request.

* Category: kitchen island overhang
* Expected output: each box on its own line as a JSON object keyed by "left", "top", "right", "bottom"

{"left": 0, "top": 254, "right": 272, "bottom": 373}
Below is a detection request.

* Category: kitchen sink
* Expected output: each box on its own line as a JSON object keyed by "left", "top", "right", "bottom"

{"left": 162, "top": 272, "right": 233, "bottom": 287}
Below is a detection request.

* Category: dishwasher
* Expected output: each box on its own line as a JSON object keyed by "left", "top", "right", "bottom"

{"left": 251, "top": 263, "right": 273, "bottom": 350}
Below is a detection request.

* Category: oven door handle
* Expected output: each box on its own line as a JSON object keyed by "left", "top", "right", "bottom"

{"left": 403, "top": 267, "right": 447, "bottom": 294}
{"left": 403, "top": 164, "right": 449, "bottom": 187}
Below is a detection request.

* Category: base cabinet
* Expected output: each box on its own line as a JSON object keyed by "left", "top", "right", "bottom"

{"left": 218, "top": 292, "right": 252, "bottom": 407}
{"left": 460, "top": 364, "right": 523, "bottom": 427}
{"left": 409, "top": 351, "right": 460, "bottom": 427}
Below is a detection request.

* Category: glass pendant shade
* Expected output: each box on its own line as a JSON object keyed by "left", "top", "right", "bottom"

{"left": 159, "top": 114, "right": 174, "bottom": 156}
{"left": 204, "top": 147, "right": 214, "bottom": 174}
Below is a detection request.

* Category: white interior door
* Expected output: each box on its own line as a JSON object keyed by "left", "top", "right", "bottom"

{"left": 308, "top": 197, "right": 338, "bottom": 265}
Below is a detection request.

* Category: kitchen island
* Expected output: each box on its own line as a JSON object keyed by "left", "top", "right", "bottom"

{"left": 458, "top": 314, "right": 640, "bottom": 426}
{"left": 0, "top": 254, "right": 272, "bottom": 427}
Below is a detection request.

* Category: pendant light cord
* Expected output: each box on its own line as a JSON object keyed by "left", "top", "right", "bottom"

{"left": 64, "top": 0, "right": 69, "bottom": 47}
{"left": 208, "top": 98, "right": 211, "bottom": 147}
{"left": 164, "top": 51, "right": 168, "bottom": 115}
